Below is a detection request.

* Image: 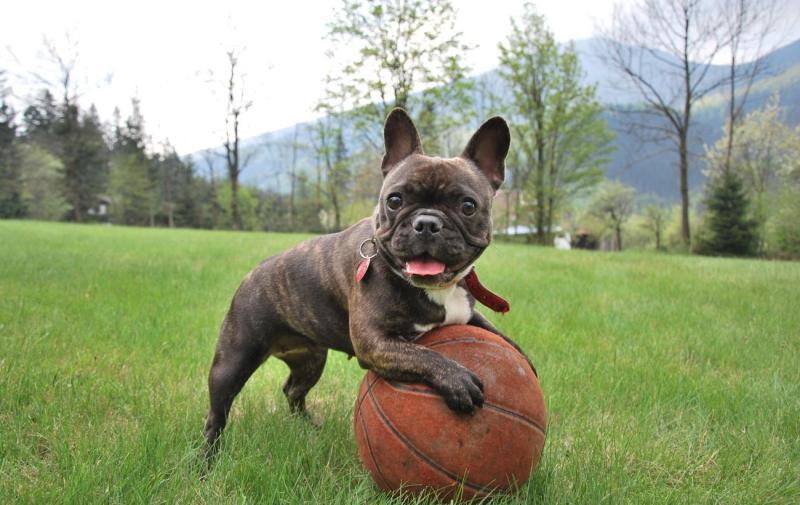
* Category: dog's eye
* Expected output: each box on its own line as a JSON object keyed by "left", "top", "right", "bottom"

{"left": 461, "top": 198, "right": 477, "bottom": 216}
{"left": 386, "top": 194, "right": 403, "bottom": 211}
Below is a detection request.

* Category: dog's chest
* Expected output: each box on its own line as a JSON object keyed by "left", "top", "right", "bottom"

{"left": 413, "top": 286, "right": 472, "bottom": 334}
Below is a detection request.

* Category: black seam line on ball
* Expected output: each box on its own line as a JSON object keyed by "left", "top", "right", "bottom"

{"left": 358, "top": 407, "right": 392, "bottom": 490}
{"left": 355, "top": 372, "right": 382, "bottom": 418}
{"left": 366, "top": 386, "right": 496, "bottom": 495}
{"left": 384, "top": 380, "right": 546, "bottom": 437}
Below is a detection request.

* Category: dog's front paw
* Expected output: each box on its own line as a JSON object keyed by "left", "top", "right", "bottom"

{"left": 437, "top": 365, "right": 484, "bottom": 414}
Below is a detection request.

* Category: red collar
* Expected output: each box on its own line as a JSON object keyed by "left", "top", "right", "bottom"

{"left": 464, "top": 268, "right": 510, "bottom": 313}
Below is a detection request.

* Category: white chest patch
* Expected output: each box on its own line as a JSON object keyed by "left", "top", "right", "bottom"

{"left": 425, "top": 285, "right": 472, "bottom": 327}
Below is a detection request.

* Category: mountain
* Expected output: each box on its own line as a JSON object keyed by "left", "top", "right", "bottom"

{"left": 191, "top": 37, "right": 800, "bottom": 202}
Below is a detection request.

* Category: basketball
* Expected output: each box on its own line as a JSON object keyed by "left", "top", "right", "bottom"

{"left": 353, "top": 324, "right": 546, "bottom": 501}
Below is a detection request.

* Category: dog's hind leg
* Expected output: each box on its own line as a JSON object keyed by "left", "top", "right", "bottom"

{"left": 273, "top": 339, "right": 328, "bottom": 416}
{"left": 204, "top": 316, "right": 269, "bottom": 456}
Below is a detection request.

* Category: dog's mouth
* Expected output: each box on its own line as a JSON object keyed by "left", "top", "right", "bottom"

{"left": 404, "top": 255, "right": 447, "bottom": 277}
{"left": 396, "top": 253, "right": 474, "bottom": 288}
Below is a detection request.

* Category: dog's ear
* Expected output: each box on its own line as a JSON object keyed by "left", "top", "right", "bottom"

{"left": 381, "top": 108, "right": 423, "bottom": 176}
{"left": 461, "top": 117, "right": 510, "bottom": 191}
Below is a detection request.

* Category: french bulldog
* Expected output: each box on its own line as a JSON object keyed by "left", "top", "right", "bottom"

{"left": 204, "top": 108, "right": 535, "bottom": 453}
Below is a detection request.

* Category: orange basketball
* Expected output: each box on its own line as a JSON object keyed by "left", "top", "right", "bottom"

{"left": 353, "top": 324, "right": 546, "bottom": 501}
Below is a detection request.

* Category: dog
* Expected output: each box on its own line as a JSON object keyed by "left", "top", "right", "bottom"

{"left": 204, "top": 108, "right": 535, "bottom": 453}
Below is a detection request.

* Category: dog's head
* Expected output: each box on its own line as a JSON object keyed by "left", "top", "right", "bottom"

{"left": 374, "top": 108, "right": 510, "bottom": 288}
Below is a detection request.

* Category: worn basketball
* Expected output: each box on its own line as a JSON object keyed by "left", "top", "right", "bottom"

{"left": 353, "top": 325, "right": 546, "bottom": 501}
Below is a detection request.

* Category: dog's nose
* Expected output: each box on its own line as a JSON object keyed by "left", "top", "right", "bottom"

{"left": 412, "top": 215, "right": 442, "bottom": 235}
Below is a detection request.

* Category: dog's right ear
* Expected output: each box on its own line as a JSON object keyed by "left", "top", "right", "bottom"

{"left": 381, "top": 108, "right": 423, "bottom": 176}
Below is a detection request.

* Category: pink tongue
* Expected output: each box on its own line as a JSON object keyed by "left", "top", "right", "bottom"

{"left": 405, "top": 259, "right": 446, "bottom": 276}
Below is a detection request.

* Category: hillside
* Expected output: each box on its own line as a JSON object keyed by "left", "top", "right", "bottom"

{"left": 191, "top": 37, "right": 800, "bottom": 201}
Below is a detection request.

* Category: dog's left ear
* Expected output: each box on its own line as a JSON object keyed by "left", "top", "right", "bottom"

{"left": 461, "top": 117, "right": 510, "bottom": 191}
{"left": 381, "top": 108, "right": 423, "bottom": 176}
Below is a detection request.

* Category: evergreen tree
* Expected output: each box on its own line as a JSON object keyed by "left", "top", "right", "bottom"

{"left": 697, "top": 172, "right": 757, "bottom": 257}
{"left": 22, "top": 90, "right": 59, "bottom": 151}
{"left": 54, "top": 102, "right": 109, "bottom": 222}
{"left": 0, "top": 73, "right": 26, "bottom": 218}
{"left": 172, "top": 156, "right": 200, "bottom": 228}
{"left": 109, "top": 99, "right": 155, "bottom": 225}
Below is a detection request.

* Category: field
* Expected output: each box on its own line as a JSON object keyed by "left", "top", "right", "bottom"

{"left": 1, "top": 220, "right": 798, "bottom": 504}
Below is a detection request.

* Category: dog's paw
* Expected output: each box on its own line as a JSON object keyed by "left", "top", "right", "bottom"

{"left": 438, "top": 366, "right": 484, "bottom": 414}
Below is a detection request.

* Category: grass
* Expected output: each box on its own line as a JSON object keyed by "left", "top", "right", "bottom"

{"left": 1, "top": 220, "right": 798, "bottom": 504}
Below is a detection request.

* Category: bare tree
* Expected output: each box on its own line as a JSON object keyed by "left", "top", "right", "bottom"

{"left": 600, "top": 0, "right": 729, "bottom": 247}
{"left": 263, "top": 128, "right": 305, "bottom": 230}
{"left": 308, "top": 114, "right": 349, "bottom": 231}
{"left": 718, "top": 0, "right": 781, "bottom": 175}
{"left": 590, "top": 181, "right": 636, "bottom": 251}
{"left": 220, "top": 49, "right": 253, "bottom": 230}
{"left": 35, "top": 37, "right": 78, "bottom": 109}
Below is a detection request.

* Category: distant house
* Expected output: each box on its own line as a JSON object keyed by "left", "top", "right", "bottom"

{"left": 573, "top": 229, "right": 599, "bottom": 250}
{"left": 87, "top": 196, "right": 111, "bottom": 220}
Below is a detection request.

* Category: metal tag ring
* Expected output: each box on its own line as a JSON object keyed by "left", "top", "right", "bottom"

{"left": 359, "top": 238, "right": 378, "bottom": 260}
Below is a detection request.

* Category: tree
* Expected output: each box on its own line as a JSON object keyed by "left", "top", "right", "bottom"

{"left": 155, "top": 144, "right": 194, "bottom": 228}
{"left": 768, "top": 187, "right": 800, "bottom": 259}
{"left": 601, "top": 0, "right": 730, "bottom": 247}
{"left": 696, "top": 171, "right": 757, "bottom": 256}
{"left": 705, "top": 96, "right": 800, "bottom": 249}
{"left": 109, "top": 100, "right": 154, "bottom": 225}
{"left": 19, "top": 144, "right": 68, "bottom": 220}
{"left": 324, "top": 0, "right": 473, "bottom": 152}
{"left": 25, "top": 40, "right": 109, "bottom": 222}
{"left": 0, "top": 70, "right": 26, "bottom": 218}
{"left": 58, "top": 104, "right": 109, "bottom": 222}
{"left": 718, "top": 0, "right": 780, "bottom": 175}
{"left": 590, "top": 181, "right": 636, "bottom": 251}
{"left": 217, "top": 49, "right": 253, "bottom": 230}
{"left": 641, "top": 204, "right": 669, "bottom": 250}
{"left": 309, "top": 104, "right": 351, "bottom": 231}
{"left": 200, "top": 149, "right": 225, "bottom": 229}
{"left": 499, "top": 4, "right": 613, "bottom": 244}
{"left": 22, "top": 90, "right": 59, "bottom": 150}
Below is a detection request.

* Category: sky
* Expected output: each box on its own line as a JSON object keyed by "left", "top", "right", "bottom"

{"left": 2, "top": 0, "right": 799, "bottom": 155}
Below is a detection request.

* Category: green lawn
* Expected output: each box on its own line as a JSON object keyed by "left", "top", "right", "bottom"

{"left": 1, "top": 220, "right": 798, "bottom": 504}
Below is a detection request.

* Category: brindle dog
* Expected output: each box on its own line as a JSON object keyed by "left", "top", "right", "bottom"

{"left": 204, "top": 109, "right": 534, "bottom": 455}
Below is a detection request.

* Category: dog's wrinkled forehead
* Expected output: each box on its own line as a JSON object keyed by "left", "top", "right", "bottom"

{"left": 382, "top": 154, "right": 491, "bottom": 200}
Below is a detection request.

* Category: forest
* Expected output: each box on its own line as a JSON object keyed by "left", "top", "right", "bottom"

{"left": 1, "top": 0, "right": 798, "bottom": 258}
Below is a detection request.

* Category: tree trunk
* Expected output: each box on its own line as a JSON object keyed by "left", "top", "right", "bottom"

{"left": 288, "top": 125, "right": 299, "bottom": 230}
{"left": 724, "top": 49, "right": 737, "bottom": 176}
{"left": 680, "top": 18, "right": 693, "bottom": 249}
{"left": 288, "top": 167, "right": 295, "bottom": 230}
{"left": 504, "top": 190, "right": 511, "bottom": 236}
{"left": 72, "top": 202, "right": 82, "bottom": 222}
{"left": 231, "top": 176, "right": 240, "bottom": 230}
{"left": 616, "top": 224, "right": 622, "bottom": 251}
{"left": 535, "top": 158, "right": 546, "bottom": 245}
{"left": 331, "top": 190, "right": 341, "bottom": 231}
{"left": 546, "top": 194, "right": 555, "bottom": 247}
{"left": 679, "top": 131, "right": 690, "bottom": 247}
